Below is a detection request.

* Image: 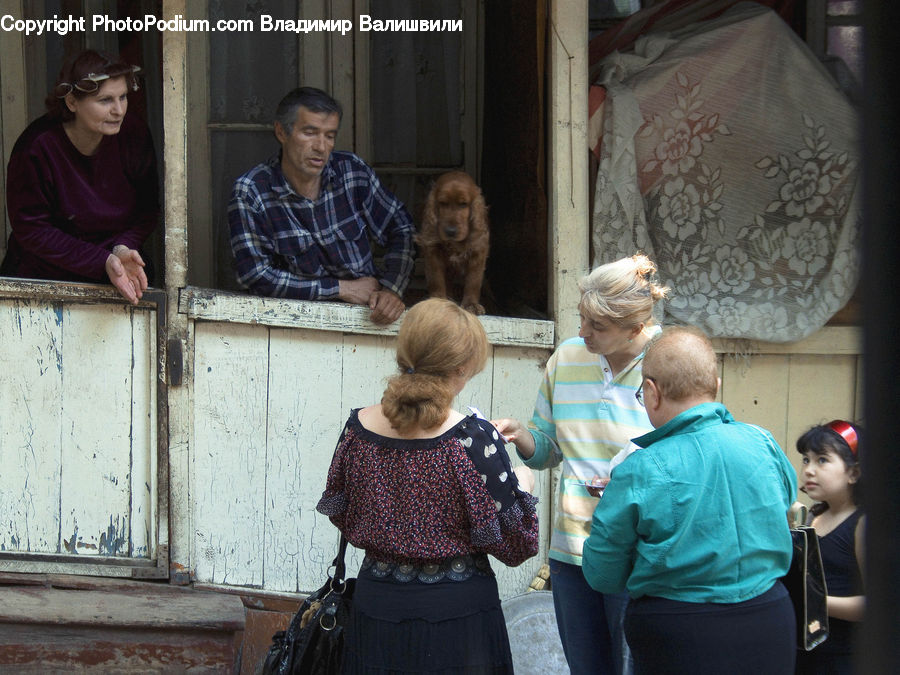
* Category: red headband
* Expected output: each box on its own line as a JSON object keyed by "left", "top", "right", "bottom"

{"left": 826, "top": 420, "right": 858, "bottom": 457}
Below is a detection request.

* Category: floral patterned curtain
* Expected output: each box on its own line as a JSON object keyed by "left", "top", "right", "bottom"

{"left": 589, "top": 3, "right": 860, "bottom": 342}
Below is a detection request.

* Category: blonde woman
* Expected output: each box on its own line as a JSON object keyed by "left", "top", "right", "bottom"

{"left": 493, "top": 255, "right": 669, "bottom": 675}
{"left": 317, "top": 298, "right": 538, "bottom": 674}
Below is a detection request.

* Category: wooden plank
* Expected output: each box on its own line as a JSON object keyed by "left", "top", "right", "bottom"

{"left": 0, "top": 278, "right": 140, "bottom": 303}
{"left": 336, "top": 333, "right": 397, "bottom": 574}
{"left": 339, "top": 333, "right": 402, "bottom": 410}
{"left": 353, "top": 0, "right": 372, "bottom": 158}
{"left": 241, "top": 606, "right": 294, "bottom": 675}
{"left": 168, "top": 319, "right": 194, "bottom": 582}
{"left": 129, "top": 309, "right": 156, "bottom": 559}
{"left": 548, "top": 0, "right": 589, "bottom": 339}
{"left": 179, "top": 287, "right": 555, "bottom": 348}
{"left": 0, "top": 559, "right": 135, "bottom": 577}
{"left": 0, "top": 299, "right": 63, "bottom": 555}
{"left": 488, "top": 346, "right": 555, "bottom": 598}
{"left": 59, "top": 304, "right": 136, "bottom": 557}
{"left": 854, "top": 356, "right": 865, "bottom": 422}
{"left": 299, "top": 0, "right": 329, "bottom": 93}
{"left": 185, "top": 0, "right": 213, "bottom": 288}
{"left": 162, "top": 0, "right": 189, "bottom": 291}
{"left": 712, "top": 327, "right": 862, "bottom": 355}
{"left": 263, "top": 328, "right": 345, "bottom": 592}
{"left": 161, "top": 0, "right": 192, "bottom": 581}
{"left": 784, "top": 354, "right": 860, "bottom": 502}
{"left": 462, "top": 0, "right": 479, "bottom": 178}
{"left": 192, "top": 322, "right": 269, "bottom": 587}
{"left": 0, "top": 584, "right": 244, "bottom": 629}
{"left": 0, "top": 2, "right": 27, "bottom": 253}
{"left": 331, "top": 0, "right": 355, "bottom": 151}
{"left": 456, "top": 345, "right": 495, "bottom": 418}
{"left": 720, "top": 353, "right": 791, "bottom": 451}
{"left": 0, "top": 623, "right": 241, "bottom": 672}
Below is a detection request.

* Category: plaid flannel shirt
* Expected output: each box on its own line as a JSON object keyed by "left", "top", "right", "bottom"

{"left": 228, "top": 151, "right": 415, "bottom": 300}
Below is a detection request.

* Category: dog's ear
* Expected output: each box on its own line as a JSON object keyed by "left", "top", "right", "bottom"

{"left": 416, "top": 178, "right": 440, "bottom": 247}
{"left": 422, "top": 179, "right": 438, "bottom": 230}
{"left": 469, "top": 187, "right": 489, "bottom": 234}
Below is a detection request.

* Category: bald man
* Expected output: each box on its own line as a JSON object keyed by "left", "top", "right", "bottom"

{"left": 582, "top": 326, "right": 798, "bottom": 674}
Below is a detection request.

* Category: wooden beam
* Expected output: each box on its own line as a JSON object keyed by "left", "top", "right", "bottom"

{"left": 547, "top": 0, "right": 589, "bottom": 344}
{"left": 161, "top": 0, "right": 192, "bottom": 583}
{"left": 179, "top": 286, "right": 555, "bottom": 348}
{"left": 0, "top": 0, "right": 27, "bottom": 258}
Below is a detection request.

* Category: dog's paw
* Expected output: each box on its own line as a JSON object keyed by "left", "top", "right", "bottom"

{"left": 463, "top": 302, "right": 486, "bottom": 315}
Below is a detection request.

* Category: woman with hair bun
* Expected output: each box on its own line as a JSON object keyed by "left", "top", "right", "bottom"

{"left": 0, "top": 49, "right": 158, "bottom": 304}
{"left": 493, "top": 254, "right": 669, "bottom": 675}
{"left": 317, "top": 298, "right": 539, "bottom": 674}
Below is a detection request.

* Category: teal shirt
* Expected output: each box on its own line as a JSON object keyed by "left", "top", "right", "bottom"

{"left": 582, "top": 402, "right": 797, "bottom": 603}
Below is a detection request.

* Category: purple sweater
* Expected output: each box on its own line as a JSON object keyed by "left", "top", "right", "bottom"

{"left": 1, "top": 113, "right": 159, "bottom": 282}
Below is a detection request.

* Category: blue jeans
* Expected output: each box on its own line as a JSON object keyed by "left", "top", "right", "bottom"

{"left": 549, "top": 558, "right": 633, "bottom": 675}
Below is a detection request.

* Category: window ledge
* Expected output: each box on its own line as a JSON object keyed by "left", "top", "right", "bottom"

{"left": 0, "top": 278, "right": 163, "bottom": 309}
{"left": 179, "top": 287, "right": 555, "bottom": 349}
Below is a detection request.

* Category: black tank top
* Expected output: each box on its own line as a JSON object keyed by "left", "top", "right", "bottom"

{"left": 808, "top": 508, "right": 863, "bottom": 659}
{"left": 819, "top": 508, "right": 863, "bottom": 598}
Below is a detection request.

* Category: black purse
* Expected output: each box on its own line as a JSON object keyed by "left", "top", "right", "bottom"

{"left": 262, "top": 534, "right": 355, "bottom": 674}
{"left": 783, "top": 504, "right": 829, "bottom": 651}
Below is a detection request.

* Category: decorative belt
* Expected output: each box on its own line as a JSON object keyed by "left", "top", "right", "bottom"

{"left": 360, "top": 553, "right": 494, "bottom": 584}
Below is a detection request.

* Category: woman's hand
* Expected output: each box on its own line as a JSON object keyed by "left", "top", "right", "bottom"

{"left": 491, "top": 418, "right": 536, "bottom": 459}
{"left": 106, "top": 246, "right": 148, "bottom": 305}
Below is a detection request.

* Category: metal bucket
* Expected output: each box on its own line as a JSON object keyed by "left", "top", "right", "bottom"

{"left": 502, "top": 590, "right": 570, "bottom": 674}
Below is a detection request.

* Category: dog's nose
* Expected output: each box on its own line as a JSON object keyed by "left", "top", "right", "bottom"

{"left": 443, "top": 226, "right": 458, "bottom": 239}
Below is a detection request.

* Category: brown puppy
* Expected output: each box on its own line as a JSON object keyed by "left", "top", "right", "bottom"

{"left": 416, "top": 171, "right": 489, "bottom": 315}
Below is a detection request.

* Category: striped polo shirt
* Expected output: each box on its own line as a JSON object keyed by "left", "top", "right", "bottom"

{"left": 520, "top": 330, "right": 658, "bottom": 565}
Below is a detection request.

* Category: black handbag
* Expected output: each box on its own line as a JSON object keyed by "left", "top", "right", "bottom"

{"left": 783, "top": 504, "right": 829, "bottom": 651}
{"left": 262, "top": 534, "right": 355, "bottom": 674}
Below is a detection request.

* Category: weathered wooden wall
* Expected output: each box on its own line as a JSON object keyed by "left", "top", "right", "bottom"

{"left": 182, "top": 289, "right": 556, "bottom": 598}
{"left": 0, "top": 288, "right": 160, "bottom": 575}
{"left": 714, "top": 327, "right": 863, "bottom": 502}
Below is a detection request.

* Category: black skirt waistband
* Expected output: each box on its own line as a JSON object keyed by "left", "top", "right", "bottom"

{"left": 359, "top": 553, "right": 494, "bottom": 584}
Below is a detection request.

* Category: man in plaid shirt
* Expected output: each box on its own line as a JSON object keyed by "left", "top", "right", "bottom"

{"left": 228, "top": 87, "right": 415, "bottom": 325}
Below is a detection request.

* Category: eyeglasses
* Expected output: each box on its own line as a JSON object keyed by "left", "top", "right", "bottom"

{"left": 54, "top": 65, "right": 142, "bottom": 98}
{"left": 635, "top": 376, "right": 655, "bottom": 407}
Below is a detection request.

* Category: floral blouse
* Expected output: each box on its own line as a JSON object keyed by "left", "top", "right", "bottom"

{"left": 316, "top": 410, "right": 539, "bottom": 567}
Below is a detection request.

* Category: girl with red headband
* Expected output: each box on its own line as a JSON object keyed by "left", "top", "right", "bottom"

{"left": 795, "top": 420, "right": 865, "bottom": 674}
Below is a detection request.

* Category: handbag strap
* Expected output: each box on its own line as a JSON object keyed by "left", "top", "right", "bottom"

{"left": 330, "top": 533, "right": 349, "bottom": 586}
{"left": 789, "top": 502, "right": 809, "bottom": 529}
